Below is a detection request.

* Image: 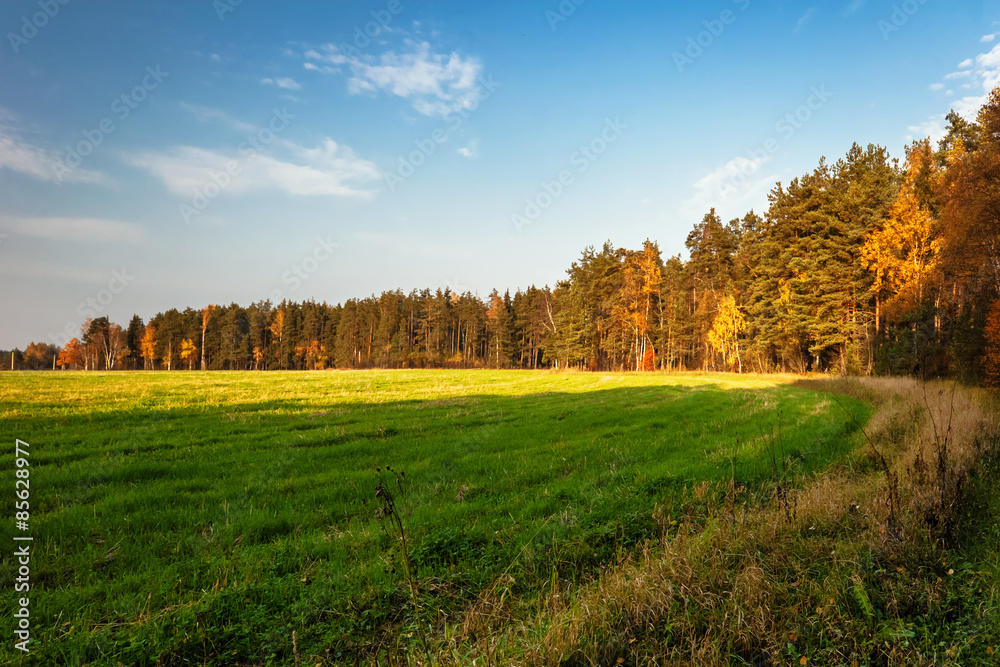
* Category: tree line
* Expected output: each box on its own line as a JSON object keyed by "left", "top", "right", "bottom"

{"left": 6, "top": 89, "right": 1000, "bottom": 384}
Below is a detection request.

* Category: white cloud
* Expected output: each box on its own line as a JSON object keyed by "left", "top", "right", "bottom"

{"left": 794, "top": 7, "right": 817, "bottom": 33}
{"left": 983, "top": 33, "right": 997, "bottom": 42}
{"left": 306, "top": 45, "right": 347, "bottom": 66}
{"left": 180, "top": 103, "right": 257, "bottom": 133}
{"left": 844, "top": 0, "right": 866, "bottom": 16}
{"left": 951, "top": 42, "right": 1000, "bottom": 116}
{"left": 261, "top": 77, "right": 302, "bottom": 91}
{"left": 906, "top": 116, "right": 947, "bottom": 143}
{"left": 951, "top": 95, "right": 989, "bottom": 119}
{"left": 303, "top": 62, "right": 337, "bottom": 74}
{"left": 127, "top": 138, "right": 380, "bottom": 198}
{"left": 919, "top": 42, "right": 1000, "bottom": 131}
{"left": 0, "top": 131, "right": 106, "bottom": 184}
{"left": 305, "top": 41, "right": 483, "bottom": 117}
{"left": 302, "top": 46, "right": 346, "bottom": 75}
{"left": 680, "top": 155, "right": 775, "bottom": 222}
{"left": 0, "top": 216, "right": 145, "bottom": 243}
{"left": 457, "top": 139, "right": 479, "bottom": 159}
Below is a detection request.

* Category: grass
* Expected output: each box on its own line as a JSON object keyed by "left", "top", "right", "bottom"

{"left": 0, "top": 370, "right": 871, "bottom": 665}
{"left": 492, "top": 377, "right": 1000, "bottom": 666}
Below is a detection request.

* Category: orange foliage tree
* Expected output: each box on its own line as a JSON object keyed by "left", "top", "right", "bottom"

{"left": 56, "top": 338, "right": 85, "bottom": 368}
{"left": 641, "top": 347, "right": 656, "bottom": 371}
{"left": 615, "top": 241, "right": 662, "bottom": 370}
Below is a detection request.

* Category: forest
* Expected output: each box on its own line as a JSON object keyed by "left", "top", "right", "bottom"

{"left": 7, "top": 89, "right": 1000, "bottom": 385}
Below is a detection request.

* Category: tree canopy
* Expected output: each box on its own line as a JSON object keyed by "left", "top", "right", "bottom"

{"left": 9, "top": 90, "right": 1000, "bottom": 385}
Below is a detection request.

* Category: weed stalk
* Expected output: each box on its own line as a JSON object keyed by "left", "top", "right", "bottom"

{"left": 374, "top": 465, "right": 431, "bottom": 662}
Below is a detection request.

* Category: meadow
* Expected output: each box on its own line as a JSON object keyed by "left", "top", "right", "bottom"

{"left": 0, "top": 370, "right": 880, "bottom": 665}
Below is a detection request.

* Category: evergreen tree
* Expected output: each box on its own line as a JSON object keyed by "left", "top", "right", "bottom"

{"left": 125, "top": 315, "right": 145, "bottom": 370}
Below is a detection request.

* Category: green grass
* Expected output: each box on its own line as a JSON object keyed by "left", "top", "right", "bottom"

{"left": 0, "top": 370, "right": 870, "bottom": 665}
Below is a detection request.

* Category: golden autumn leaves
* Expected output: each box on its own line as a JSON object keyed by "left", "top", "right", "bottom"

{"left": 860, "top": 142, "right": 941, "bottom": 332}
{"left": 707, "top": 293, "right": 746, "bottom": 373}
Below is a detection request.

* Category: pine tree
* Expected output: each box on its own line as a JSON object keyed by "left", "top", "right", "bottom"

{"left": 125, "top": 315, "right": 145, "bottom": 370}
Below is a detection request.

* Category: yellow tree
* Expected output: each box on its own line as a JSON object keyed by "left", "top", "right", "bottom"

{"left": 270, "top": 308, "right": 285, "bottom": 369}
{"left": 252, "top": 346, "right": 266, "bottom": 370}
{"left": 179, "top": 338, "right": 197, "bottom": 370}
{"left": 862, "top": 144, "right": 941, "bottom": 330}
{"left": 140, "top": 325, "right": 157, "bottom": 370}
{"left": 706, "top": 294, "right": 746, "bottom": 372}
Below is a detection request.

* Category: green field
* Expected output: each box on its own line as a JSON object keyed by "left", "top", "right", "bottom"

{"left": 0, "top": 370, "right": 870, "bottom": 665}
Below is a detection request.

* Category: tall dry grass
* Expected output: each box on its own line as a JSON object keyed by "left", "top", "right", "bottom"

{"left": 429, "top": 377, "right": 997, "bottom": 666}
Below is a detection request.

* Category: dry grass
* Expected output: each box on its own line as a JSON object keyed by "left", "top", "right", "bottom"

{"left": 428, "top": 376, "right": 998, "bottom": 666}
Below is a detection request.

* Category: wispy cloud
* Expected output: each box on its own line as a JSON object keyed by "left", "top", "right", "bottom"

{"left": 303, "top": 62, "right": 337, "bottom": 75}
{"left": 906, "top": 117, "right": 947, "bottom": 144}
{"left": 303, "top": 48, "right": 342, "bottom": 75}
{"left": 983, "top": 33, "right": 997, "bottom": 42}
{"left": 945, "top": 42, "right": 1000, "bottom": 118}
{"left": 913, "top": 41, "right": 1000, "bottom": 141}
{"left": 127, "top": 138, "right": 380, "bottom": 198}
{"left": 680, "top": 155, "right": 775, "bottom": 222}
{"left": 304, "top": 41, "right": 483, "bottom": 117}
{"left": 305, "top": 45, "right": 346, "bottom": 67}
{"left": 0, "top": 216, "right": 145, "bottom": 243}
{"left": 180, "top": 103, "right": 257, "bottom": 133}
{"left": 844, "top": 0, "right": 866, "bottom": 16}
{"left": 457, "top": 139, "right": 479, "bottom": 159}
{"left": 794, "top": 7, "right": 818, "bottom": 33}
{"left": 261, "top": 77, "right": 302, "bottom": 91}
{"left": 0, "top": 131, "right": 106, "bottom": 184}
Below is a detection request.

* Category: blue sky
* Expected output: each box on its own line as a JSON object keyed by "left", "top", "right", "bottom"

{"left": 1, "top": 0, "right": 999, "bottom": 348}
